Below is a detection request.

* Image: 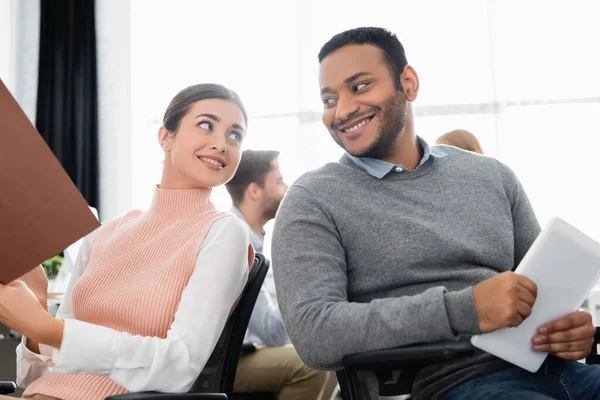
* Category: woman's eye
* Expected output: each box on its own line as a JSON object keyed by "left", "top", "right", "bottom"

{"left": 198, "top": 121, "right": 213, "bottom": 130}
{"left": 229, "top": 132, "right": 242, "bottom": 142}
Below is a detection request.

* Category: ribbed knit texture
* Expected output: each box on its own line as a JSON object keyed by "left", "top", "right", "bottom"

{"left": 25, "top": 186, "right": 228, "bottom": 400}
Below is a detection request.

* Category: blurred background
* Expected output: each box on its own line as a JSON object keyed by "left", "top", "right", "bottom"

{"left": 2, "top": 0, "right": 599, "bottom": 246}
{"left": 2, "top": 0, "right": 600, "bottom": 392}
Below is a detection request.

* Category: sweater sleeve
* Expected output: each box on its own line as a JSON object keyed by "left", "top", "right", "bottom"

{"left": 29, "top": 217, "right": 251, "bottom": 393}
{"left": 495, "top": 161, "right": 541, "bottom": 266}
{"left": 271, "top": 185, "right": 479, "bottom": 370}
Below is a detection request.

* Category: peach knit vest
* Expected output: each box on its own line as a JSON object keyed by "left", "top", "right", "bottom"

{"left": 24, "top": 187, "right": 228, "bottom": 400}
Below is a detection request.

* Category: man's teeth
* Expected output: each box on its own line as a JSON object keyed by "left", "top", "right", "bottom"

{"left": 344, "top": 118, "right": 370, "bottom": 132}
{"left": 200, "top": 157, "right": 223, "bottom": 168}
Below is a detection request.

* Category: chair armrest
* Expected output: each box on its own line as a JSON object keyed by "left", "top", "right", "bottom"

{"left": 106, "top": 393, "right": 227, "bottom": 400}
{"left": 0, "top": 381, "right": 16, "bottom": 395}
{"left": 343, "top": 341, "right": 475, "bottom": 371}
{"left": 585, "top": 327, "right": 600, "bottom": 365}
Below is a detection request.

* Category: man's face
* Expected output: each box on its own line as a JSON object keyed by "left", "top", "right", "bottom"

{"left": 259, "top": 161, "right": 288, "bottom": 220}
{"left": 319, "top": 44, "right": 408, "bottom": 160}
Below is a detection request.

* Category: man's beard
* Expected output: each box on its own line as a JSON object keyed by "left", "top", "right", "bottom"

{"left": 262, "top": 198, "right": 281, "bottom": 221}
{"left": 332, "top": 91, "right": 408, "bottom": 159}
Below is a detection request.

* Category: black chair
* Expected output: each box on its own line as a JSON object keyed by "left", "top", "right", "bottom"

{"left": 337, "top": 327, "right": 600, "bottom": 399}
{"left": 585, "top": 326, "right": 600, "bottom": 365}
{"left": 0, "top": 382, "right": 16, "bottom": 395}
{"left": 0, "top": 254, "right": 270, "bottom": 400}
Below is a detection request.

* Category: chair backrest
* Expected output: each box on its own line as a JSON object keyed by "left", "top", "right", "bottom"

{"left": 190, "top": 253, "right": 269, "bottom": 396}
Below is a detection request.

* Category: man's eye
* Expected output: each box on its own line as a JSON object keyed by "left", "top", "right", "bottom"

{"left": 354, "top": 83, "right": 367, "bottom": 91}
{"left": 323, "top": 98, "right": 336, "bottom": 107}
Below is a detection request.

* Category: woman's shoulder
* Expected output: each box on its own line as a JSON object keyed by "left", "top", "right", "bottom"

{"left": 197, "top": 214, "right": 254, "bottom": 271}
{"left": 206, "top": 214, "right": 252, "bottom": 243}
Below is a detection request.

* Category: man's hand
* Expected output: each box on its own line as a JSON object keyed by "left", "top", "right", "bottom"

{"left": 473, "top": 271, "right": 538, "bottom": 333}
{"left": 18, "top": 266, "right": 48, "bottom": 311}
{"left": 532, "top": 310, "right": 596, "bottom": 360}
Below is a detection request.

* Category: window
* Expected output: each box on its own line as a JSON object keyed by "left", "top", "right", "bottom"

{"left": 497, "top": 103, "right": 600, "bottom": 240}
{"left": 128, "top": 0, "right": 600, "bottom": 242}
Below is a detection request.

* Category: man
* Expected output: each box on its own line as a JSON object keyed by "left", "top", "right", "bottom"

{"left": 225, "top": 149, "right": 337, "bottom": 400}
{"left": 271, "top": 27, "right": 600, "bottom": 400}
{"left": 436, "top": 129, "right": 484, "bottom": 154}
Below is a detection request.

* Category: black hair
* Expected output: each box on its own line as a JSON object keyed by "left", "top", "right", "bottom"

{"left": 318, "top": 27, "right": 408, "bottom": 90}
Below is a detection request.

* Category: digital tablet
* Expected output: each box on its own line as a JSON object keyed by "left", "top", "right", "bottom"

{"left": 471, "top": 217, "right": 600, "bottom": 372}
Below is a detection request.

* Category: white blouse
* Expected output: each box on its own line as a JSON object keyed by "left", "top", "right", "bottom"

{"left": 16, "top": 216, "right": 251, "bottom": 393}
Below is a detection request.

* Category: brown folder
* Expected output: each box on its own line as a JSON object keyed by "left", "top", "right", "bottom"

{"left": 0, "top": 79, "right": 100, "bottom": 284}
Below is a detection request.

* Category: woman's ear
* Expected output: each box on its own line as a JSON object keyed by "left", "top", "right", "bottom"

{"left": 158, "top": 126, "right": 172, "bottom": 152}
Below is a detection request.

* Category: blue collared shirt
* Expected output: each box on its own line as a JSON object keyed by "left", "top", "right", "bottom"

{"left": 347, "top": 136, "right": 447, "bottom": 179}
{"left": 230, "top": 207, "right": 265, "bottom": 253}
{"left": 230, "top": 206, "right": 288, "bottom": 346}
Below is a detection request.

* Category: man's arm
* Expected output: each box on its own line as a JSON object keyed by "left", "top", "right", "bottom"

{"left": 497, "top": 162, "right": 596, "bottom": 359}
{"left": 496, "top": 161, "right": 541, "bottom": 265}
{"left": 271, "top": 185, "right": 480, "bottom": 370}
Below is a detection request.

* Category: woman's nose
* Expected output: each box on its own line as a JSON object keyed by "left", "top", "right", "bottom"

{"left": 211, "top": 142, "right": 227, "bottom": 153}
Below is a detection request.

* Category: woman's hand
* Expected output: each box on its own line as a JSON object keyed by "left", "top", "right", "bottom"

{"left": 0, "top": 279, "right": 63, "bottom": 347}
{"left": 19, "top": 266, "right": 48, "bottom": 310}
{"left": 0, "top": 280, "right": 48, "bottom": 336}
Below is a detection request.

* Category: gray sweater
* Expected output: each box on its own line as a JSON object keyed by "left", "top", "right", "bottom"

{"left": 271, "top": 146, "right": 540, "bottom": 399}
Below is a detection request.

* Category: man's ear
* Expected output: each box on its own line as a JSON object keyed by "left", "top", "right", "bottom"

{"left": 400, "top": 65, "right": 419, "bottom": 102}
{"left": 245, "top": 182, "right": 262, "bottom": 201}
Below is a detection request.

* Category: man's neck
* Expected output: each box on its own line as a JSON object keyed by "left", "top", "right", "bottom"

{"left": 380, "top": 131, "right": 421, "bottom": 170}
{"left": 235, "top": 202, "right": 267, "bottom": 234}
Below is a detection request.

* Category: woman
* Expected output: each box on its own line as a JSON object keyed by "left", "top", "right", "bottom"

{"left": 0, "top": 84, "right": 255, "bottom": 400}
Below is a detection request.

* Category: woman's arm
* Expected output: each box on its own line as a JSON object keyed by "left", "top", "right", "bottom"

{"left": 48, "top": 216, "right": 251, "bottom": 393}
{"left": 16, "top": 228, "right": 98, "bottom": 387}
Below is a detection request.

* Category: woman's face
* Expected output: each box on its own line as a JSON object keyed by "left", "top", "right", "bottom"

{"left": 160, "top": 98, "right": 246, "bottom": 189}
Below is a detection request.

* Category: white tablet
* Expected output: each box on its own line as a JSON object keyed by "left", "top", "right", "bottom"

{"left": 471, "top": 216, "right": 600, "bottom": 372}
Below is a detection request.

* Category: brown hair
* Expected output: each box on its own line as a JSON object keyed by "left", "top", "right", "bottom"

{"left": 436, "top": 129, "right": 484, "bottom": 154}
{"left": 225, "top": 150, "right": 280, "bottom": 206}
{"left": 163, "top": 83, "right": 247, "bottom": 132}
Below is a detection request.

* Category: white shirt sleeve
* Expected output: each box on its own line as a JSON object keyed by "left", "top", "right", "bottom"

{"left": 16, "top": 225, "right": 99, "bottom": 387}
{"left": 17, "top": 216, "right": 251, "bottom": 393}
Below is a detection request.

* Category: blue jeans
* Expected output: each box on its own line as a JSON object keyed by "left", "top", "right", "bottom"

{"left": 441, "top": 356, "right": 600, "bottom": 400}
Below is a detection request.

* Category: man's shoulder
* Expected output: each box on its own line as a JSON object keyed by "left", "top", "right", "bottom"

{"left": 436, "top": 145, "right": 502, "bottom": 170}
{"left": 293, "top": 161, "right": 351, "bottom": 190}
{"left": 278, "top": 161, "right": 354, "bottom": 213}
{"left": 435, "top": 144, "right": 485, "bottom": 161}
{"left": 436, "top": 145, "right": 522, "bottom": 190}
